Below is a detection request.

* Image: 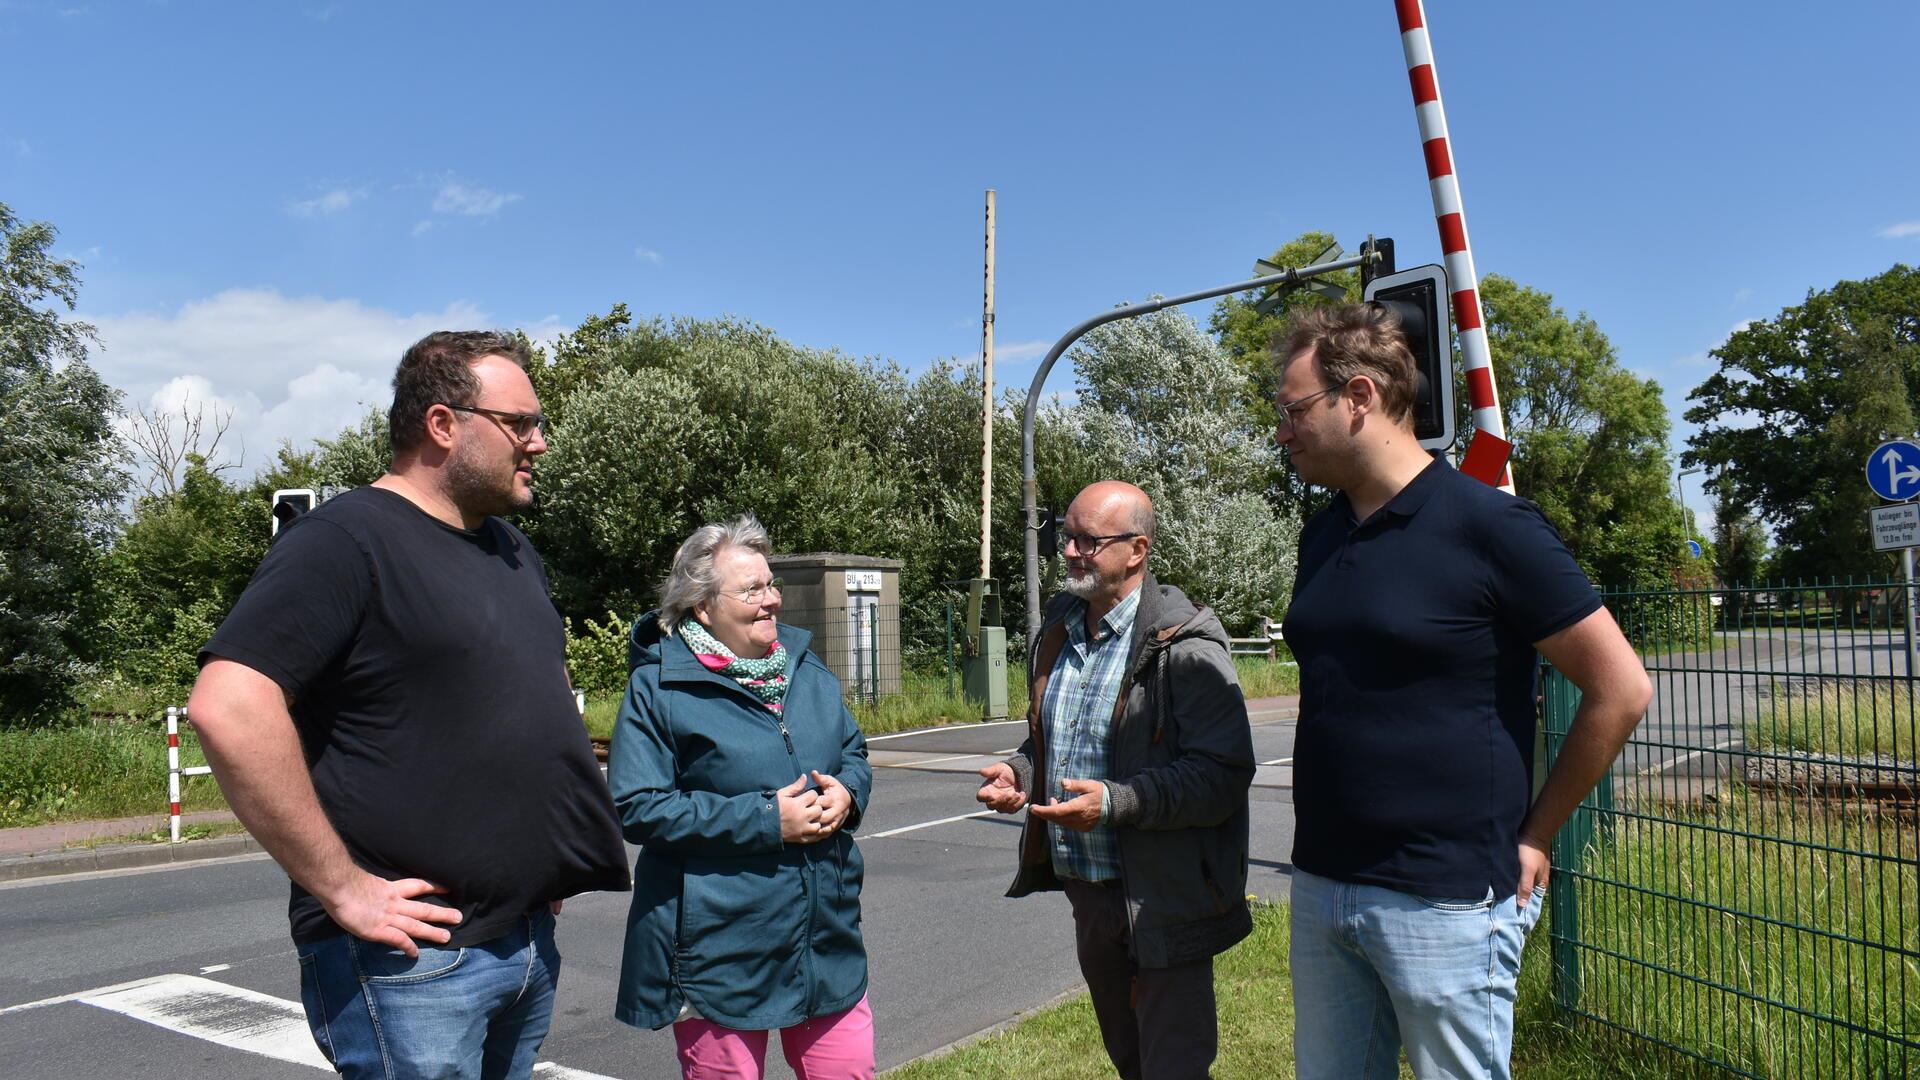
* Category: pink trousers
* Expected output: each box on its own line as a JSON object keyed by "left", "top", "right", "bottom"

{"left": 672, "top": 995, "right": 875, "bottom": 1080}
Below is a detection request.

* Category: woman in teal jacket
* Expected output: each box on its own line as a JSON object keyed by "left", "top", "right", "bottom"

{"left": 609, "top": 514, "right": 875, "bottom": 1080}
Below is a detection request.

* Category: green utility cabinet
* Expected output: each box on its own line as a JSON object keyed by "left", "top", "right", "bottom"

{"left": 959, "top": 578, "right": 1009, "bottom": 720}
{"left": 963, "top": 626, "right": 1008, "bottom": 719}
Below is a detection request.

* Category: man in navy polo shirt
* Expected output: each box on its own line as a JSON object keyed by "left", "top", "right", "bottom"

{"left": 1274, "top": 303, "right": 1651, "bottom": 1080}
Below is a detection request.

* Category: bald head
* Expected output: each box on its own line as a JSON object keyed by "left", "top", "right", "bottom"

{"left": 1070, "top": 480, "right": 1156, "bottom": 543}
{"left": 1061, "top": 480, "right": 1153, "bottom": 608}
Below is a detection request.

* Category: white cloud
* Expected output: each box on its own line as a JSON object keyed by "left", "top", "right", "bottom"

{"left": 993, "top": 340, "right": 1051, "bottom": 364}
{"left": 635, "top": 246, "right": 665, "bottom": 264}
{"left": 287, "top": 186, "right": 366, "bottom": 217}
{"left": 10, "top": 137, "right": 30, "bottom": 158}
{"left": 1675, "top": 321, "right": 1756, "bottom": 368}
{"left": 88, "top": 289, "right": 489, "bottom": 472}
{"left": 1877, "top": 221, "right": 1920, "bottom": 239}
{"left": 1731, "top": 287, "right": 1753, "bottom": 306}
{"left": 433, "top": 182, "right": 521, "bottom": 218}
{"left": 411, "top": 220, "right": 434, "bottom": 238}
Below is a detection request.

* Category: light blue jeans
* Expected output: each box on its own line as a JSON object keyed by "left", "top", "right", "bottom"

{"left": 1290, "top": 870, "right": 1546, "bottom": 1080}
{"left": 296, "top": 907, "right": 560, "bottom": 1080}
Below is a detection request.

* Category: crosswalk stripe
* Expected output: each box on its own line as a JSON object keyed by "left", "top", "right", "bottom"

{"left": 81, "top": 973, "right": 330, "bottom": 1070}
{"left": 38, "top": 971, "right": 624, "bottom": 1078}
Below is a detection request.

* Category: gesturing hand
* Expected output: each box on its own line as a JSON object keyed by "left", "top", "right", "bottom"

{"left": 976, "top": 762, "right": 1027, "bottom": 813}
{"left": 320, "top": 871, "right": 462, "bottom": 958}
{"left": 811, "top": 771, "right": 854, "bottom": 836}
{"left": 778, "top": 774, "right": 827, "bottom": 844}
{"left": 1026, "top": 778, "right": 1105, "bottom": 832}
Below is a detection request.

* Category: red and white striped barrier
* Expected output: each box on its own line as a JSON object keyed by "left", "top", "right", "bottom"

{"left": 1395, "top": 0, "right": 1513, "bottom": 492}
{"left": 166, "top": 706, "right": 213, "bottom": 843}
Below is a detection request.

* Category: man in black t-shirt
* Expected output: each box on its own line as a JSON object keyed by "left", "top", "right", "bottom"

{"left": 1273, "top": 304, "right": 1651, "bottom": 1080}
{"left": 189, "top": 331, "right": 629, "bottom": 1080}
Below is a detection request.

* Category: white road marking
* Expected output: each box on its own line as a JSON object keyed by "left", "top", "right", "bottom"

{"left": 533, "top": 1065, "right": 622, "bottom": 1079}
{"left": 1636, "top": 738, "right": 1741, "bottom": 778}
{"left": 199, "top": 964, "right": 232, "bottom": 974}
{"left": 866, "top": 810, "right": 997, "bottom": 838}
{"left": 7, "top": 973, "right": 622, "bottom": 1078}
{"left": 80, "top": 973, "right": 330, "bottom": 1069}
{"left": 876, "top": 753, "right": 985, "bottom": 769}
{"left": 865, "top": 719, "right": 1026, "bottom": 743}
{"left": 1260, "top": 757, "right": 1294, "bottom": 766}
{"left": 0, "top": 974, "right": 175, "bottom": 1016}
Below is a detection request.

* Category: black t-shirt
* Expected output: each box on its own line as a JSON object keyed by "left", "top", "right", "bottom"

{"left": 202, "top": 486, "right": 630, "bottom": 946}
{"left": 1283, "top": 458, "right": 1602, "bottom": 898}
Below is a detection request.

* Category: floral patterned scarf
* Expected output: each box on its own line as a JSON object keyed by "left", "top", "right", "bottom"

{"left": 679, "top": 615, "right": 789, "bottom": 715}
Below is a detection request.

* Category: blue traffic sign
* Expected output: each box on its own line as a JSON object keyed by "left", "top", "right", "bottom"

{"left": 1867, "top": 440, "right": 1920, "bottom": 501}
{"left": 1686, "top": 540, "right": 1703, "bottom": 559}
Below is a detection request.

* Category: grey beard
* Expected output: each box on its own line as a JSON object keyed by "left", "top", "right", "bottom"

{"left": 1062, "top": 567, "right": 1103, "bottom": 599}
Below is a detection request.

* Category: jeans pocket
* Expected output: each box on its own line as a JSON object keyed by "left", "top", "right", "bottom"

{"left": 295, "top": 951, "right": 336, "bottom": 1066}
{"left": 350, "top": 939, "right": 468, "bottom": 985}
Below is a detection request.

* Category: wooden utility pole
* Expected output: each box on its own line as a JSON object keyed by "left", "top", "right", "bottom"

{"left": 980, "top": 190, "right": 996, "bottom": 580}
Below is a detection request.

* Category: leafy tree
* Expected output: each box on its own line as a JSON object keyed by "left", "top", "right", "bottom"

{"left": 1054, "top": 307, "right": 1299, "bottom": 632}
{"left": 1478, "top": 274, "right": 1686, "bottom": 589}
{"left": 1685, "top": 265, "right": 1920, "bottom": 581}
{"left": 96, "top": 458, "right": 266, "bottom": 691}
{"left": 0, "top": 204, "right": 126, "bottom": 725}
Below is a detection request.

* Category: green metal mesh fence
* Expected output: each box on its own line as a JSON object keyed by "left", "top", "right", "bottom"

{"left": 1545, "top": 581, "right": 1919, "bottom": 1077}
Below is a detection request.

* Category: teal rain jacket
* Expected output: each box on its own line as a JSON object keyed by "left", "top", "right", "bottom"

{"left": 609, "top": 611, "right": 872, "bottom": 1031}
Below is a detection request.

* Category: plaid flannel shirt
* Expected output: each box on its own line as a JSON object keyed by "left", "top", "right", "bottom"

{"left": 1040, "top": 585, "right": 1140, "bottom": 883}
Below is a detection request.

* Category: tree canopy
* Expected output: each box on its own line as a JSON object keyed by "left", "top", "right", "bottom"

{"left": 0, "top": 203, "right": 126, "bottom": 723}
{"left": 1684, "top": 265, "right": 1920, "bottom": 581}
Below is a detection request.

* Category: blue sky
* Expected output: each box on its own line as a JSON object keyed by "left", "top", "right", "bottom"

{"left": 4, "top": 1, "right": 1917, "bottom": 521}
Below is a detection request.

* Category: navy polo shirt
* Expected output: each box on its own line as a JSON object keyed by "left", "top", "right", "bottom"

{"left": 1283, "top": 457, "right": 1601, "bottom": 898}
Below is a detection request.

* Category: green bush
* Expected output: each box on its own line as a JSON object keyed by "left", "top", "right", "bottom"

{"left": 566, "top": 610, "right": 633, "bottom": 695}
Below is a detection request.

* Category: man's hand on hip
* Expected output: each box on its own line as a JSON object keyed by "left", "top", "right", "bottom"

{"left": 1517, "top": 834, "right": 1551, "bottom": 908}
{"left": 976, "top": 762, "right": 1027, "bottom": 813}
{"left": 320, "top": 872, "right": 462, "bottom": 958}
{"left": 1028, "top": 778, "right": 1104, "bottom": 832}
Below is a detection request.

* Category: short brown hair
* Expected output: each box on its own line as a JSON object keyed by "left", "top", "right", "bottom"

{"left": 389, "top": 331, "right": 533, "bottom": 453}
{"left": 1279, "top": 304, "right": 1417, "bottom": 422}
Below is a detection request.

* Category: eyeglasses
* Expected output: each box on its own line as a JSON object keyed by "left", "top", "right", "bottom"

{"left": 1274, "top": 385, "right": 1343, "bottom": 435}
{"left": 1061, "top": 532, "right": 1140, "bottom": 556}
{"left": 723, "top": 578, "right": 784, "bottom": 605}
{"left": 444, "top": 403, "right": 546, "bottom": 443}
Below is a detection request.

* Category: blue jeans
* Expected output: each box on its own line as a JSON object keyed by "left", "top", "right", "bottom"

{"left": 1290, "top": 870, "right": 1546, "bottom": 1080}
{"left": 296, "top": 908, "right": 561, "bottom": 1080}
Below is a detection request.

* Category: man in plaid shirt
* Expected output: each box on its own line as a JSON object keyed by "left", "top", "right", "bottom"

{"left": 979, "top": 480, "right": 1255, "bottom": 1080}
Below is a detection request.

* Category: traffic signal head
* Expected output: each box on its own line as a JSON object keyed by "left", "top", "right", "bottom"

{"left": 1362, "top": 263, "right": 1455, "bottom": 452}
{"left": 1036, "top": 508, "right": 1060, "bottom": 560}
{"left": 270, "top": 489, "right": 315, "bottom": 537}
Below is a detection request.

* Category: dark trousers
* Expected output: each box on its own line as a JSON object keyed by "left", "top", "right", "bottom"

{"left": 1061, "top": 878, "right": 1218, "bottom": 1080}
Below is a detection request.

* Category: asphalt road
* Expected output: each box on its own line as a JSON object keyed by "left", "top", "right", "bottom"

{"left": 0, "top": 701, "right": 1299, "bottom": 1079}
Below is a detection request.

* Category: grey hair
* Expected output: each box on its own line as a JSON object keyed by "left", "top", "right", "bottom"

{"left": 657, "top": 513, "right": 773, "bottom": 634}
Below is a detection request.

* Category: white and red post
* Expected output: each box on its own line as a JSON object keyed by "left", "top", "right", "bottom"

{"left": 166, "top": 706, "right": 212, "bottom": 843}
{"left": 1395, "top": 0, "right": 1514, "bottom": 492}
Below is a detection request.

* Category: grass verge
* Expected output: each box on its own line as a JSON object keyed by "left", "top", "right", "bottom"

{"left": 1547, "top": 787, "right": 1919, "bottom": 1077}
{"left": 1748, "top": 677, "right": 1920, "bottom": 760}
{"left": 0, "top": 720, "right": 227, "bottom": 828}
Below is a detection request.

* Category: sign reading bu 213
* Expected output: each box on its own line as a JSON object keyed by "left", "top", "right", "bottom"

{"left": 1867, "top": 440, "right": 1920, "bottom": 501}
{"left": 1868, "top": 503, "right": 1920, "bottom": 552}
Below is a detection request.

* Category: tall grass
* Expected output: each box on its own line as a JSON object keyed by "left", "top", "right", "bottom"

{"left": 0, "top": 720, "right": 226, "bottom": 828}
{"left": 1550, "top": 788, "right": 1920, "bottom": 1077}
{"left": 1750, "top": 678, "right": 1920, "bottom": 760}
